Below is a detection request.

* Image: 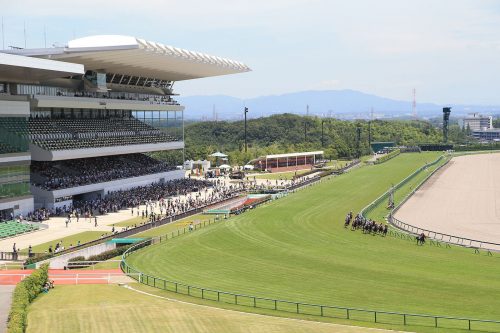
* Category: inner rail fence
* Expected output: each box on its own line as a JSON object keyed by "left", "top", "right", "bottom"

{"left": 360, "top": 154, "right": 448, "bottom": 220}
{"left": 120, "top": 214, "right": 500, "bottom": 332}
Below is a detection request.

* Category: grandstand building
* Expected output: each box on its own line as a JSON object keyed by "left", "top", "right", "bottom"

{"left": 0, "top": 35, "right": 250, "bottom": 217}
{"left": 249, "top": 151, "right": 324, "bottom": 172}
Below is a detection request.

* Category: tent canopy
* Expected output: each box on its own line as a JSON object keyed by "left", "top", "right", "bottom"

{"left": 219, "top": 164, "right": 231, "bottom": 169}
{"left": 210, "top": 152, "right": 228, "bottom": 157}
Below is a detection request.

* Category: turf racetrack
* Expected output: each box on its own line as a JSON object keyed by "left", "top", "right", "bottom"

{"left": 127, "top": 153, "right": 500, "bottom": 326}
{"left": 27, "top": 285, "right": 395, "bottom": 333}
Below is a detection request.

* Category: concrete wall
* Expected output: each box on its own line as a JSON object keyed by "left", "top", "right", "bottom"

{"left": 34, "top": 95, "right": 184, "bottom": 112}
{"left": 0, "top": 196, "right": 34, "bottom": 216}
{"left": 30, "top": 141, "right": 184, "bottom": 161}
{"left": 36, "top": 241, "right": 116, "bottom": 269}
{"left": 0, "top": 153, "right": 31, "bottom": 166}
{"left": 0, "top": 100, "right": 30, "bottom": 116}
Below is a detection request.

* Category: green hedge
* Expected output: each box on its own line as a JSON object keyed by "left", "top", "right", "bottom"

{"left": 374, "top": 149, "right": 401, "bottom": 164}
{"left": 86, "top": 244, "right": 135, "bottom": 262}
{"left": 7, "top": 264, "right": 49, "bottom": 333}
{"left": 88, "top": 240, "right": 151, "bottom": 261}
{"left": 67, "top": 256, "right": 85, "bottom": 263}
{"left": 24, "top": 254, "right": 52, "bottom": 266}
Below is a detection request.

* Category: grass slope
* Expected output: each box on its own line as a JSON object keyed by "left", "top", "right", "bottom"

{"left": 127, "top": 152, "right": 500, "bottom": 327}
{"left": 27, "top": 285, "right": 382, "bottom": 333}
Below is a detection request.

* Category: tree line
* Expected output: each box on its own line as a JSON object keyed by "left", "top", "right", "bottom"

{"left": 148, "top": 113, "right": 497, "bottom": 165}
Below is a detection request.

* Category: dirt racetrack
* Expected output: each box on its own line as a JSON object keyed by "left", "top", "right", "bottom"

{"left": 395, "top": 152, "right": 500, "bottom": 247}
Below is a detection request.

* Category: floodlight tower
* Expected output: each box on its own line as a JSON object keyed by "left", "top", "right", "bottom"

{"left": 443, "top": 107, "right": 452, "bottom": 143}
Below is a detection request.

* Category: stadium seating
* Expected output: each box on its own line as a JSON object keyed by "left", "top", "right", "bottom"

{"left": 25, "top": 118, "right": 179, "bottom": 150}
{"left": 0, "top": 220, "right": 39, "bottom": 238}
{"left": 0, "top": 142, "right": 19, "bottom": 154}
{"left": 0, "top": 117, "right": 179, "bottom": 151}
{"left": 31, "top": 153, "right": 176, "bottom": 190}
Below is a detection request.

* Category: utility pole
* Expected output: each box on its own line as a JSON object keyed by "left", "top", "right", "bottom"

{"left": 244, "top": 107, "right": 248, "bottom": 153}
{"left": 356, "top": 124, "right": 362, "bottom": 158}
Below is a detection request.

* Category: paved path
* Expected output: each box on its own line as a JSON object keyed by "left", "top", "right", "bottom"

{"left": 0, "top": 285, "right": 14, "bottom": 333}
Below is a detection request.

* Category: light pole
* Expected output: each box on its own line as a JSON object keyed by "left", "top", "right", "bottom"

{"left": 368, "top": 119, "right": 372, "bottom": 153}
{"left": 244, "top": 107, "right": 248, "bottom": 153}
{"left": 356, "top": 124, "right": 362, "bottom": 158}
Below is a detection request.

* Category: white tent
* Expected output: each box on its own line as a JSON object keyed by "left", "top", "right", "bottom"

{"left": 210, "top": 152, "right": 228, "bottom": 158}
{"left": 219, "top": 164, "right": 231, "bottom": 169}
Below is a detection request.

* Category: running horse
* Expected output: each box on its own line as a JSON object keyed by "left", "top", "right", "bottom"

{"left": 344, "top": 213, "right": 352, "bottom": 228}
{"left": 416, "top": 232, "right": 426, "bottom": 245}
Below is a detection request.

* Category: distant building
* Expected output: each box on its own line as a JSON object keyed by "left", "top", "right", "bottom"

{"left": 472, "top": 129, "right": 500, "bottom": 141}
{"left": 370, "top": 142, "right": 394, "bottom": 153}
{"left": 463, "top": 113, "right": 493, "bottom": 131}
{"left": 249, "top": 151, "right": 324, "bottom": 172}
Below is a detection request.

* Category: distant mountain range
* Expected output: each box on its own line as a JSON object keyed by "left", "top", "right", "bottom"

{"left": 178, "top": 90, "right": 500, "bottom": 121}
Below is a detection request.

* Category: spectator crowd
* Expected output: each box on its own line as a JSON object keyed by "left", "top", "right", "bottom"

{"left": 32, "top": 154, "right": 176, "bottom": 190}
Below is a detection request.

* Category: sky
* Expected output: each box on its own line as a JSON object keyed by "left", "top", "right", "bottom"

{"left": 2, "top": 0, "right": 500, "bottom": 105}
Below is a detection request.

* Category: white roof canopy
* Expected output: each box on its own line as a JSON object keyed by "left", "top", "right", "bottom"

{"left": 265, "top": 151, "right": 324, "bottom": 159}
{"left": 0, "top": 52, "right": 84, "bottom": 83}
{"left": 5, "top": 35, "right": 251, "bottom": 81}
{"left": 210, "top": 152, "right": 228, "bottom": 157}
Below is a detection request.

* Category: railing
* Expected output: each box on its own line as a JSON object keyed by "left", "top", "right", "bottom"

{"left": 65, "top": 260, "right": 122, "bottom": 269}
{"left": 0, "top": 272, "right": 133, "bottom": 285}
{"left": 360, "top": 154, "right": 448, "bottom": 219}
{"left": 390, "top": 217, "right": 500, "bottom": 251}
{"left": 121, "top": 204, "right": 500, "bottom": 332}
{"left": 0, "top": 251, "right": 31, "bottom": 261}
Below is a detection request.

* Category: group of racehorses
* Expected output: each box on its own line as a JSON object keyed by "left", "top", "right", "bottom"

{"left": 343, "top": 211, "right": 427, "bottom": 245}
{"left": 344, "top": 211, "right": 388, "bottom": 236}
